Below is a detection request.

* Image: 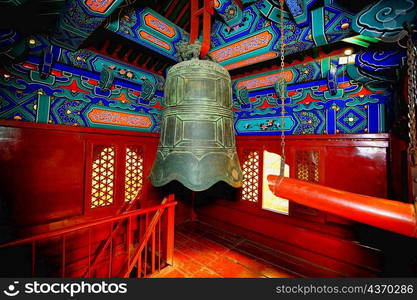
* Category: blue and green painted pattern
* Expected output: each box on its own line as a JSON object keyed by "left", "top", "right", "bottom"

{"left": 26, "top": 35, "right": 164, "bottom": 92}
{"left": 209, "top": 0, "right": 355, "bottom": 68}
{"left": 0, "top": 0, "right": 28, "bottom": 6}
{"left": 231, "top": 51, "right": 396, "bottom": 136}
{"left": 285, "top": 0, "right": 317, "bottom": 27}
{"left": 0, "top": 59, "right": 163, "bottom": 132}
{"left": 214, "top": 0, "right": 244, "bottom": 27}
{"left": 352, "top": 0, "right": 417, "bottom": 41}
{"left": 106, "top": 7, "right": 189, "bottom": 61}
{"left": 51, "top": 0, "right": 125, "bottom": 51}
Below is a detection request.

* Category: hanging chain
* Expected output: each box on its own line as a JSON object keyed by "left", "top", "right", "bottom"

{"left": 405, "top": 26, "right": 417, "bottom": 205}
{"left": 279, "top": 0, "right": 287, "bottom": 176}
{"left": 407, "top": 31, "right": 417, "bottom": 166}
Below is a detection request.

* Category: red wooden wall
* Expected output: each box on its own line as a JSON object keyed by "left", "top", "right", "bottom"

{"left": 197, "top": 134, "right": 392, "bottom": 277}
{"left": 0, "top": 121, "right": 192, "bottom": 240}
{"left": 1, "top": 120, "right": 410, "bottom": 277}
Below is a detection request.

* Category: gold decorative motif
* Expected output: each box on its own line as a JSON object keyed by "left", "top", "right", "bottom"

{"left": 91, "top": 146, "right": 115, "bottom": 208}
{"left": 296, "top": 151, "right": 319, "bottom": 183}
{"left": 241, "top": 150, "right": 260, "bottom": 202}
{"left": 124, "top": 147, "right": 144, "bottom": 203}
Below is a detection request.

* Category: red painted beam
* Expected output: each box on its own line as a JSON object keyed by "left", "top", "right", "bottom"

{"left": 267, "top": 176, "right": 417, "bottom": 238}
{"left": 190, "top": 0, "right": 199, "bottom": 44}
{"left": 174, "top": 1, "right": 190, "bottom": 24}
{"left": 235, "top": 0, "right": 243, "bottom": 9}
{"left": 164, "top": 0, "right": 180, "bottom": 17}
{"left": 183, "top": 19, "right": 190, "bottom": 31}
{"left": 231, "top": 49, "right": 346, "bottom": 80}
{"left": 200, "top": 0, "right": 213, "bottom": 57}
{"left": 141, "top": 56, "right": 152, "bottom": 68}
{"left": 190, "top": 0, "right": 213, "bottom": 57}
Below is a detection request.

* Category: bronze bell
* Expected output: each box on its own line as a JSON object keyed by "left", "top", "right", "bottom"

{"left": 150, "top": 57, "right": 243, "bottom": 191}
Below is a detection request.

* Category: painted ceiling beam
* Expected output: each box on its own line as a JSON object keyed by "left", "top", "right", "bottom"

{"left": 209, "top": 0, "right": 355, "bottom": 70}
{"left": 209, "top": 0, "right": 417, "bottom": 70}
{"left": 240, "top": 0, "right": 258, "bottom": 5}
{"left": 232, "top": 52, "right": 339, "bottom": 92}
{"left": 174, "top": 1, "right": 190, "bottom": 24}
{"left": 352, "top": 0, "right": 417, "bottom": 42}
{"left": 0, "top": 29, "right": 26, "bottom": 63}
{"left": 105, "top": 7, "right": 190, "bottom": 62}
{"left": 213, "top": 0, "right": 244, "bottom": 27}
{"left": 342, "top": 34, "right": 379, "bottom": 48}
{"left": 24, "top": 33, "right": 165, "bottom": 90}
{"left": 0, "top": 0, "right": 27, "bottom": 6}
{"left": 310, "top": 7, "right": 328, "bottom": 47}
{"left": 285, "top": 0, "right": 317, "bottom": 27}
{"left": 50, "top": 0, "right": 125, "bottom": 51}
{"left": 163, "top": 0, "right": 180, "bottom": 18}
{"left": 346, "top": 49, "right": 406, "bottom": 88}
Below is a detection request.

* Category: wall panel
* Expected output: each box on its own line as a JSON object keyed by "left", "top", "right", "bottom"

{"left": 197, "top": 133, "right": 390, "bottom": 277}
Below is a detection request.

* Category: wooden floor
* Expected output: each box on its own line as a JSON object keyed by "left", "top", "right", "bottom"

{"left": 152, "top": 221, "right": 298, "bottom": 278}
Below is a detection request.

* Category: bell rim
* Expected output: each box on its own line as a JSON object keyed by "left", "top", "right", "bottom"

{"left": 149, "top": 176, "right": 243, "bottom": 192}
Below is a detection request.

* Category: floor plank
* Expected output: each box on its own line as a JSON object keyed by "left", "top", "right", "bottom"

{"left": 152, "top": 221, "right": 297, "bottom": 278}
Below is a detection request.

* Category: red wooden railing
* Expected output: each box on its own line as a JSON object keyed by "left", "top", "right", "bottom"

{"left": 82, "top": 189, "right": 144, "bottom": 277}
{"left": 123, "top": 195, "right": 175, "bottom": 278}
{"left": 0, "top": 195, "right": 176, "bottom": 278}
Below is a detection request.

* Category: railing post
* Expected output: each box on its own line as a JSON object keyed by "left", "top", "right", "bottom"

{"left": 31, "top": 241, "right": 36, "bottom": 277}
{"left": 61, "top": 235, "right": 66, "bottom": 278}
{"left": 127, "top": 217, "right": 132, "bottom": 268}
{"left": 88, "top": 228, "right": 91, "bottom": 278}
{"left": 165, "top": 194, "right": 175, "bottom": 266}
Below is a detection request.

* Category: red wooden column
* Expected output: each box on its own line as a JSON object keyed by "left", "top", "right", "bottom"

{"left": 190, "top": 0, "right": 214, "bottom": 57}
{"left": 165, "top": 194, "right": 175, "bottom": 265}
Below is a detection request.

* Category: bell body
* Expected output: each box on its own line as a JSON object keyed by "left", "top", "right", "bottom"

{"left": 150, "top": 59, "right": 243, "bottom": 191}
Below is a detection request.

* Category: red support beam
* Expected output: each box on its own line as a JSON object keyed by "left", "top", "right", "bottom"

{"left": 101, "top": 39, "right": 111, "bottom": 52}
{"left": 164, "top": 0, "right": 180, "bottom": 18}
{"left": 135, "top": 52, "right": 143, "bottom": 64}
{"left": 174, "top": 1, "right": 190, "bottom": 24}
{"left": 190, "top": 0, "right": 213, "bottom": 58}
{"left": 183, "top": 19, "right": 190, "bottom": 31}
{"left": 235, "top": 0, "right": 243, "bottom": 9}
{"left": 141, "top": 56, "right": 152, "bottom": 68}
{"left": 123, "top": 49, "right": 133, "bottom": 61}
{"left": 201, "top": 1, "right": 213, "bottom": 57}
{"left": 190, "top": 0, "right": 199, "bottom": 44}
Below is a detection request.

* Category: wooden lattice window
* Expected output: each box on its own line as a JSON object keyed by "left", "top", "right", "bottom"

{"left": 125, "top": 146, "right": 144, "bottom": 202}
{"left": 295, "top": 150, "right": 319, "bottom": 183}
{"left": 91, "top": 145, "right": 115, "bottom": 208}
{"left": 241, "top": 150, "right": 260, "bottom": 202}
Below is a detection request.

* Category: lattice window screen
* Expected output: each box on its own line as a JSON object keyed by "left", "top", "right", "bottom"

{"left": 91, "top": 146, "right": 115, "bottom": 208}
{"left": 125, "top": 146, "right": 144, "bottom": 203}
{"left": 295, "top": 151, "right": 319, "bottom": 183}
{"left": 241, "top": 150, "right": 260, "bottom": 202}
